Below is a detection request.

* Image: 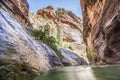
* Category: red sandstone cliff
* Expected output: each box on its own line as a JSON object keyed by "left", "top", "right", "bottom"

{"left": 81, "top": 0, "right": 120, "bottom": 64}
{"left": 1, "top": 0, "right": 30, "bottom": 25}
{"left": 29, "top": 6, "right": 88, "bottom": 63}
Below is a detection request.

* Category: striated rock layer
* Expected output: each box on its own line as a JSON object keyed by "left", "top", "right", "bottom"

{"left": 81, "top": 0, "right": 120, "bottom": 64}
{"left": 1, "top": 0, "right": 30, "bottom": 25}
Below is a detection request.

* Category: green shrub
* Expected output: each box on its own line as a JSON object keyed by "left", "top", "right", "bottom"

{"left": 56, "top": 24, "right": 61, "bottom": 45}
{"left": 29, "top": 25, "right": 63, "bottom": 58}
{"left": 43, "top": 14, "right": 48, "bottom": 20}
{"left": 68, "top": 46, "right": 73, "bottom": 50}
{"left": 61, "top": 43, "right": 74, "bottom": 50}
{"left": 56, "top": 8, "right": 64, "bottom": 19}
{"left": 87, "top": 48, "right": 97, "bottom": 62}
{"left": 21, "top": 23, "right": 27, "bottom": 28}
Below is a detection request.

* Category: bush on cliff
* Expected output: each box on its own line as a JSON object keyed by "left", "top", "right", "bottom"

{"left": 28, "top": 25, "right": 63, "bottom": 58}
{"left": 87, "top": 48, "right": 97, "bottom": 62}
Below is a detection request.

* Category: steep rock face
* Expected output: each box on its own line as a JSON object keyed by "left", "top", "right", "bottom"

{"left": 0, "top": 8, "right": 63, "bottom": 80}
{"left": 81, "top": 0, "right": 120, "bottom": 64}
{"left": 0, "top": 1, "right": 63, "bottom": 80}
{"left": 29, "top": 6, "right": 88, "bottom": 63}
{"left": 1, "top": 0, "right": 30, "bottom": 25}
{"left": 37, "top": 6, "right": 56, "bottom": 20}
{"left": 11, "top": 0, "right": 29, "bottom": 17}
{"left": 0, "top": 1, "right": 88, "bottom": 80}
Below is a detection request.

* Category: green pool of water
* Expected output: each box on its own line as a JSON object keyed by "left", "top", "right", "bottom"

{"left": 34, "top": 66, "right": 120, "bottom": 80}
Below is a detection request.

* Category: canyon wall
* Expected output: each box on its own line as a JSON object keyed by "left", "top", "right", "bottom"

{"left": 0, "top": 0, "right": 87, "bottom": 80}
{"left": 81, "top": 0, "right": 120, "bottom": 64}
{"left": 1, "top": 0, "right": 30, "bottom": 25}
{"left": 29, "top": 6, "right": 88, "bottom": 63}
{"left": 0, "top": 1, "right": 60, "bottom": 79}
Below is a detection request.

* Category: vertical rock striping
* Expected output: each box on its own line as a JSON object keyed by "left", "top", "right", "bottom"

{"left": 81, "top": 0, "right": 120, "bottom": 64}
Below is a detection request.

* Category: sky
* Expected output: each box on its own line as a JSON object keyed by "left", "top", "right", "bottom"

{"left": 27, "top": 0, "right": 82, "bottom": 18}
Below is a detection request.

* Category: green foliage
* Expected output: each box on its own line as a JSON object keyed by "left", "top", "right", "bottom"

{"left": 87, "top": 48, "right": 97, "bottom": 62}
{"left": 30, "top": 25, "right": 63, "bottom": 58}
{"left": 35, "top": 15, "right": 39, "bottom": 19}
{"left": 21, "top": 23, "right": 27, "bottom": 28}
{"left": 61, "top": 43, "right": 74, "bottom": 50}
{"left": 68, "top": 46, "right": 73, "bottom": 50}
{"left": 56, "top": 24, "right": 61, "bottom": 45}
{"left": 43, "top": 14, "right": 48, "bottom": 20}
{"left": 56, "top": 8, "right": 64, "bottom": 19}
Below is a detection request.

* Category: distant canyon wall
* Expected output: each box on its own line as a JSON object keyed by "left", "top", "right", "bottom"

{"left": 81, "top": 0, "right": 120, "bottom": 64}
{"left": 29, "top": 6, "right": 88, "bottom": 62}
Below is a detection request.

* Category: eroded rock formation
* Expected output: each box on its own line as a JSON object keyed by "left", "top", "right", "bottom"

{"left": 1, "top": 0, "right": 30, "bottom": 25}
{"left": 81, "top": 0, "right": 120, "bottom": 64}
{"left": 0, "top": 1, "right": 88, "bottom": 80}
{"left": 29, "top": 6, "right": 88, "bottom": 63}
{"left": 37, "top": 6, "right": 56, "bottom": 20}
{"left": 0, "top": 7, "right": 63, "bottom": 80}
{"left": 0, "top": 1, "right": 58, "bottom": 80}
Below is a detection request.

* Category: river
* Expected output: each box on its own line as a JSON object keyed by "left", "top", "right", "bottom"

{"left": 34, "top": 65, "right": 120, "bottom": 80}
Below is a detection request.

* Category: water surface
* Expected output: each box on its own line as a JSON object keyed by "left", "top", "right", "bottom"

{"left": 34, "top": 66, "right": 120, "bottom": 80}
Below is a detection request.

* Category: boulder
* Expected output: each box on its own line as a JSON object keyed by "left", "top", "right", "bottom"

{"left": 60, "top": 48, "right": 88, "bottom": 66}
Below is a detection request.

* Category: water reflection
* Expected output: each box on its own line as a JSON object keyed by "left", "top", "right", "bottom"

{"left": 64, "top": 66, "right": 96, "bottom": 80}
{"left": 34, "top": 66, "right": 96, "bottom": 80}
{"left": 34, "top": 66, "right": 120, "bottom": 80}
{"left": 92, "top": 66, "right": 120, "bottom": 80}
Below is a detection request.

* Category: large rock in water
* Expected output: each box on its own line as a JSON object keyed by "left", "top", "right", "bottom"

{"left": 81, "top": 0, "right": 120, "bottom": 64}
